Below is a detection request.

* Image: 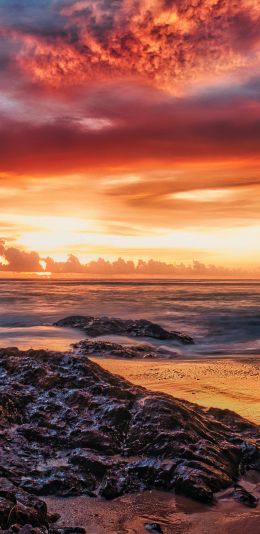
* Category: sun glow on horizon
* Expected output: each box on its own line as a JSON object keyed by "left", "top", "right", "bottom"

{"left": 13, "top": 220, "right": 260, "bottom": 268}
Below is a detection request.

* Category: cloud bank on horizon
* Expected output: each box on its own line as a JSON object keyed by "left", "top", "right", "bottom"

{"left": 0, "top": 1, "right": 260, "bottom": 268}
{"left": 0, "top": 241, "right": 248, "bottom": 275}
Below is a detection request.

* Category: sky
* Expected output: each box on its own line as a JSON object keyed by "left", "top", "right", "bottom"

{"left": 0, "top": 0, "right": 260, "bottom": 273}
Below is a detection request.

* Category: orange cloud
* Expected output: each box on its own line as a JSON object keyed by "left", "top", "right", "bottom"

{"left": 0, "top": 242, "right": 42, "bottom": 272}
{"left": 1, "top": 0, "right": 259, "bottom": 92}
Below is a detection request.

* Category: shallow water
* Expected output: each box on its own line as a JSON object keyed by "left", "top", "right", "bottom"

{"left": 0, "top": 325, "right": 82, "bottom": 351}
{"left": 0, "top": 278, "right": 260, "bottom": 356}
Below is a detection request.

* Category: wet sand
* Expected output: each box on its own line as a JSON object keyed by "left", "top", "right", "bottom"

{"left": 91, "top": 357, "right": 260, "bottom": 424}
{"left": 45, "top": 482, "right": 260, "bottom": 534}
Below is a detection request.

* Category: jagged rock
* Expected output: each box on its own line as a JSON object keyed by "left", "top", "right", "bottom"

{"left": 0, "top": 347, "right": 259, "bottom": 510}
{"left": 232, "top": 484, "right": 258, "bottom": 507}
{"left": 0, "top": 426, "right": 83, "bottom": 533}
{"left": 0, "top": 477, "right": 48, "bottom": 532}
{"left": 72, "top": 339, "right": 176, "bottom": 359}
{"left": 54, "top": 315, "right": 193, "bottom": 344}
{"left": 1, "top": 526, "right": 48, "bottom": 534}
{"left": 0, "top": 497, "right": 14, "bottom": 526}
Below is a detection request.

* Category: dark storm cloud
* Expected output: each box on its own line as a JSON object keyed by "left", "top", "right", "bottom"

{"left": 0, "top": 1, "right": 61, "bottom": 33}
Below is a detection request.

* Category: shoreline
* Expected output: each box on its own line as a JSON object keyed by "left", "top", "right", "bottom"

{"left": 44, "top": 483, "right": 260, "bottom": 534}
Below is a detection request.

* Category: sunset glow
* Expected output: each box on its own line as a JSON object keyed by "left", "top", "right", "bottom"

{"left": 1, "top": 1, "right": 260, "bottom": 274}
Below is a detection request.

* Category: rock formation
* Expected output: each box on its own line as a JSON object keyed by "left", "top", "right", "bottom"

{"left": 54, "top": 316, "right": 193, "bottom": 344}
{"left": 0, "top": 347, "right": 259, "bottom": 534}
{"left": 72, "top": 339, "right": 177, "bottom": 359}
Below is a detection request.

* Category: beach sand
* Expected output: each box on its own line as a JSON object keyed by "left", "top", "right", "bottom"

{"left": 91, "top": 357, "right": 260, "bottom": 424}
{"left": 45, "top": 482, "right": 260, "bottom": 534}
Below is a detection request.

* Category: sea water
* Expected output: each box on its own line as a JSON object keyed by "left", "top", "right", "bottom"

{"left": 0, "top": 278, "right": 260, "bottom": 356}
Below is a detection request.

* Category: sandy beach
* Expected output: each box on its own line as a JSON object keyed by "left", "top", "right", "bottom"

{"left": 45, "top": 482, "right": 260, "bottom": 534}
{"left": 91, "top": 356, "right": 260, "bottom": 425}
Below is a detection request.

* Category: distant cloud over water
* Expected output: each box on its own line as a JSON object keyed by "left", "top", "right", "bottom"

{"left": 0, "top": 242, "right": 248, "bottom": 276}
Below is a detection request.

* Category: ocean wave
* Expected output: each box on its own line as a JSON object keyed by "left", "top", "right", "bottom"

{"left": 0, "top": 279, "right": 259, "bottom": 355}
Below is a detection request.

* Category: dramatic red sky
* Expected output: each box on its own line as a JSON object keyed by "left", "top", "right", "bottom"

{"left": 0, "top": 0, "right": 260, "bottom": 273}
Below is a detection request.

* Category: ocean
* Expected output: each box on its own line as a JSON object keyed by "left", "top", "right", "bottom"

{"left": 0, "top": 278, "right": 260, "bottom": 356}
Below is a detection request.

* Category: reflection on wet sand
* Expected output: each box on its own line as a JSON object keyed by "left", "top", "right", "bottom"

{"left": 91, "top": 357, "right": 260, "bottom": 424}
{"left": 45, "top": 482, "right": 260, "bottom": 534}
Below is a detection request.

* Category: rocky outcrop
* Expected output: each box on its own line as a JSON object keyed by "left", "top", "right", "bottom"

{"left": 0, "top": 347, "right": 259, "bottom": 522}
{"left": 72, "top": 339, "right": 177, "bottom": 359}
{"left": 0, "top": 477, "right": 60, "bottom": 534}
{"left": 54, "top": 316, "right": 193, "bottom": 344}
{"left": 0, "top": 478, "right": 86, "bottom": 534}
{"left": 232, "top": 484, "right": 259, "bottom": 507}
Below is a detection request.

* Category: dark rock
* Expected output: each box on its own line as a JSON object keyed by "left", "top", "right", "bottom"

{"left": 46, "top": 514, "right": 60, "bottom": 524}
{"left": 20, "top": 467, "right": 96, "bottom": 497}
{"left": 0, "top": 477, "right": 48, "bottom": 532}
{"left": 72, "top": 339, "right": 172, "bottom": 359}
{"left": 5, "top": 526, "right": 48, "bottom": 534}
{"left": 69, "top": 450, "right": 112, "bottom": 477}
{"left": 0, "top": 347, "right": 259, "bottom": 513}
{"left": 173, "top": 471, "right": 214, "bottom": 503}
{"left": 72, "top": 338, "right": 183, "bottom": 359}
{"left": 0, "top": 497, "right": 14, "bottom": 526}
{"left": 54, "top": 315, "right": 194, "bottom": 344}
{"left": 144, "top": 524, "right": 163, "bottom": 533}
{"left": 240, "top": 443, "right": 260, "bottom": 471}
{"left": 233, "top": 484, "right": 259, "bottom": 507}
{"left": 7, "top": 504, "right": 45, "bottom": 528}
{"left": 50, "top": 529, "right": 86, "bottom": 534}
